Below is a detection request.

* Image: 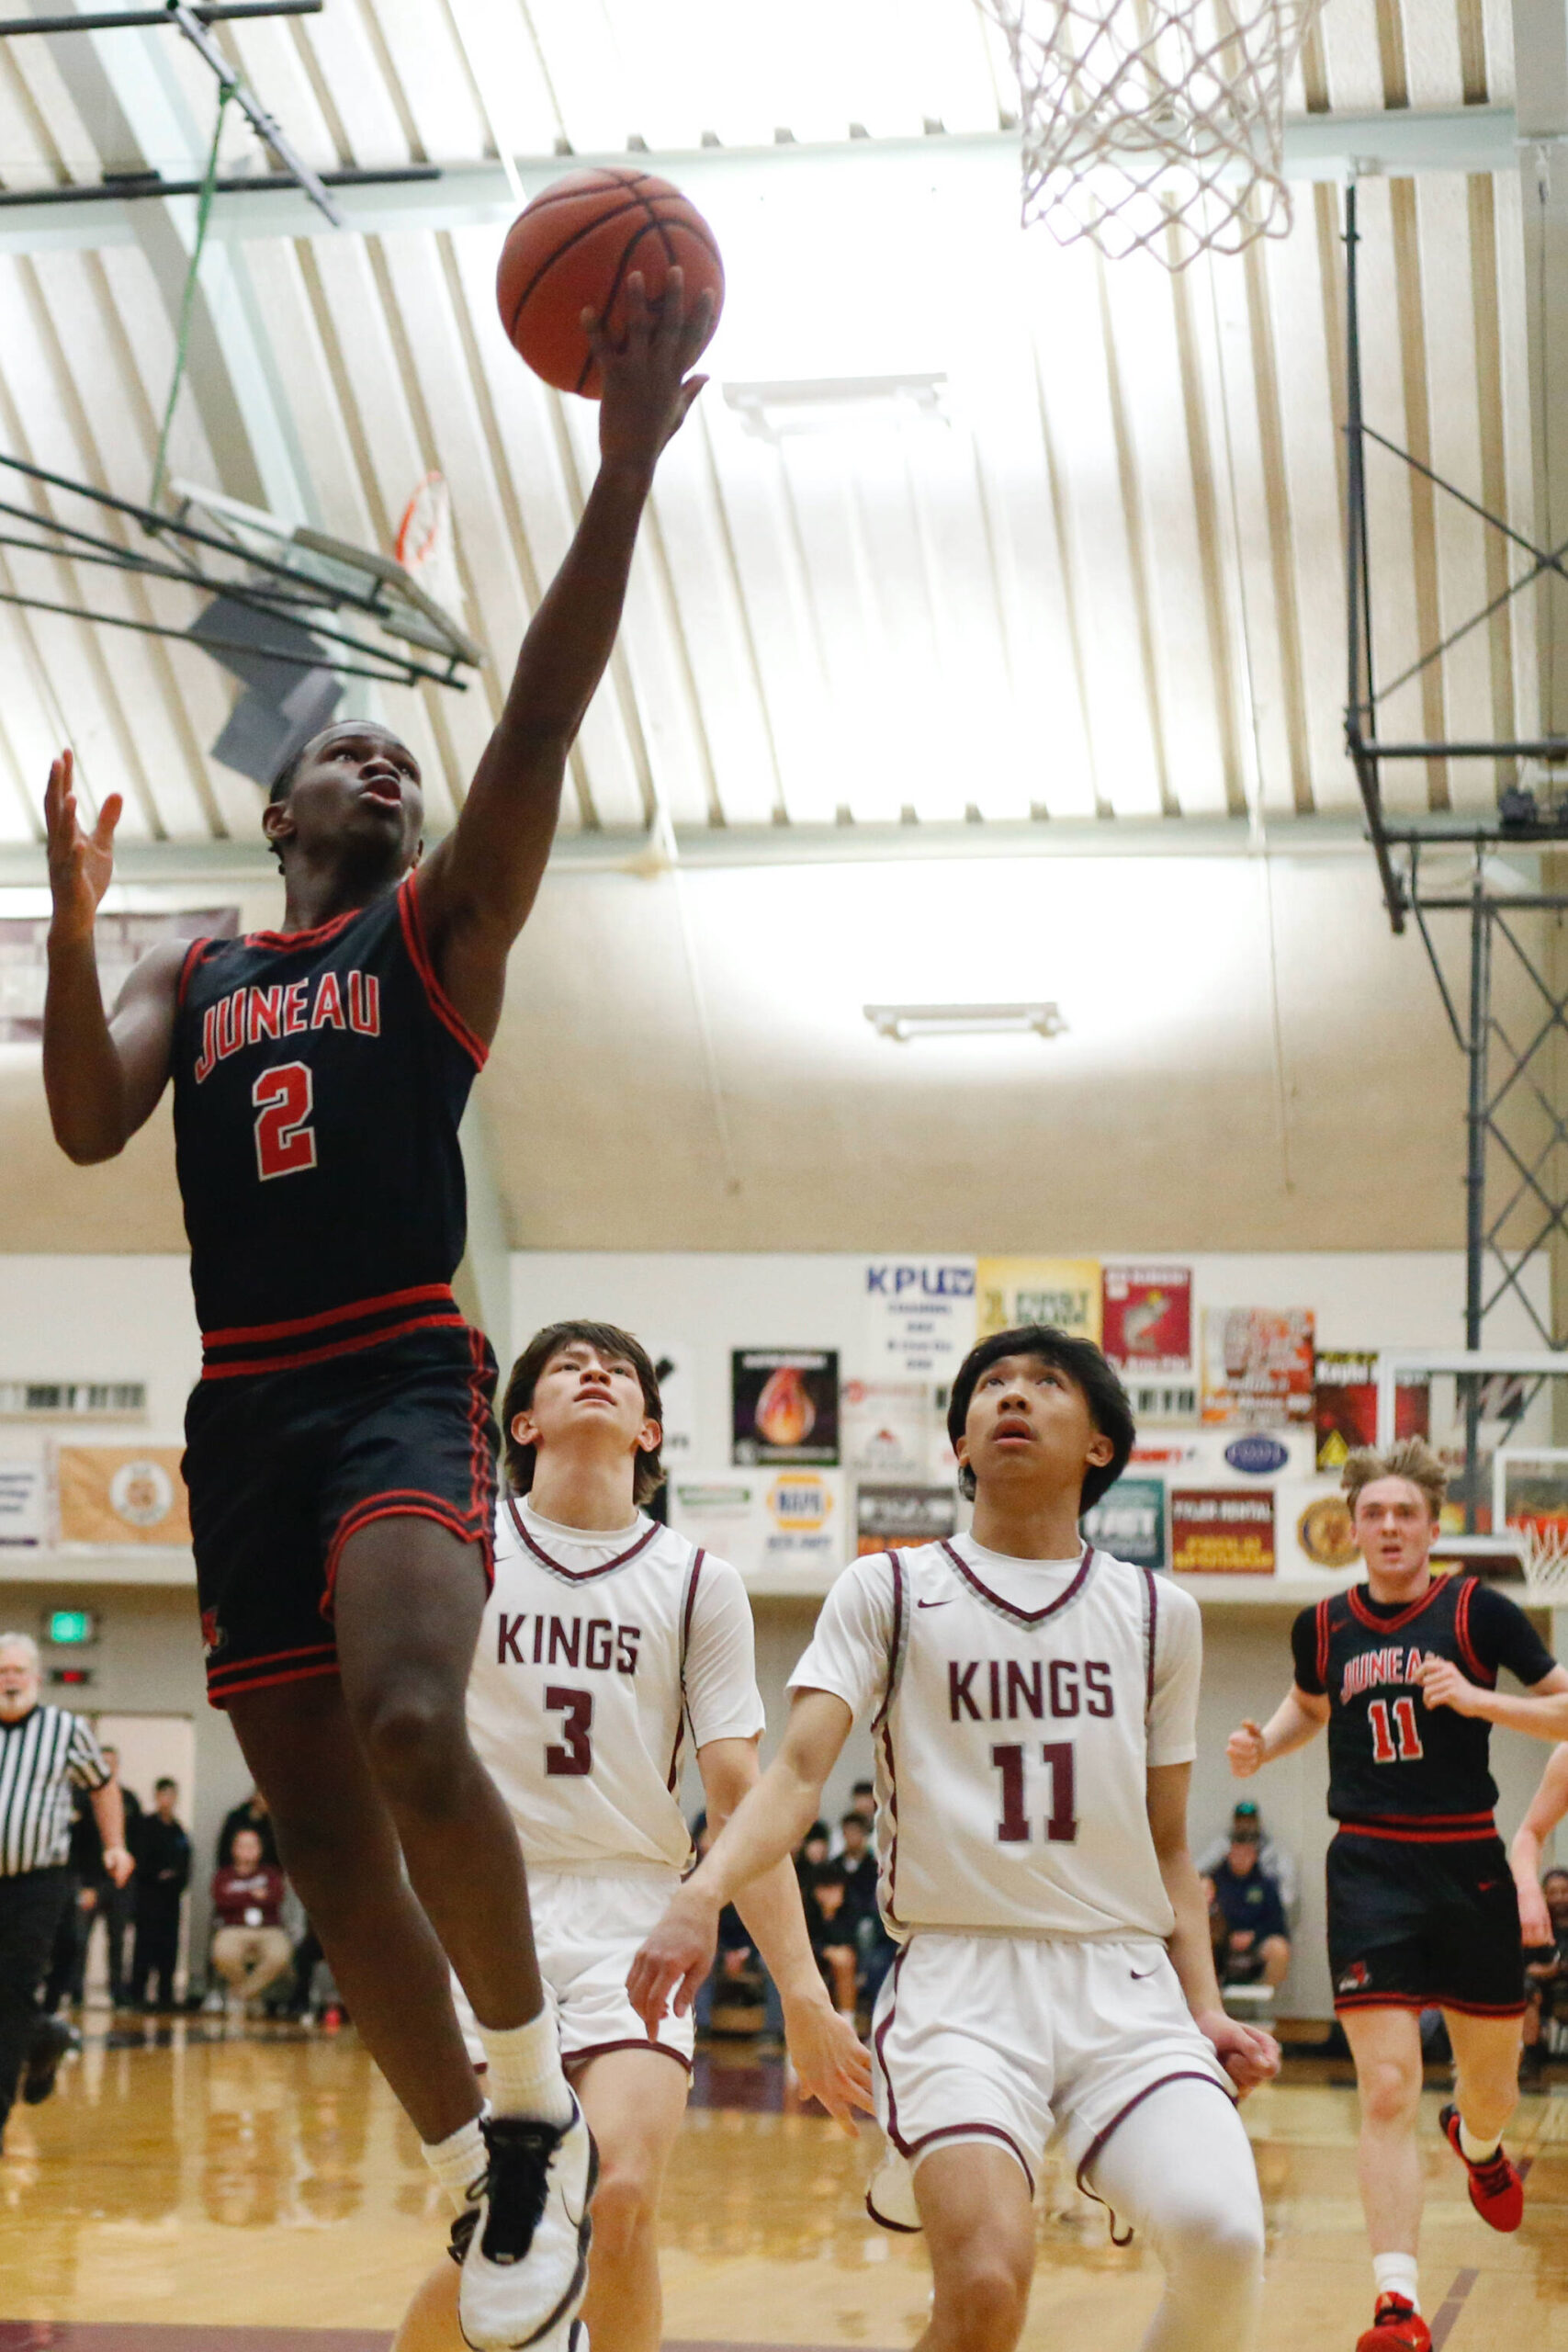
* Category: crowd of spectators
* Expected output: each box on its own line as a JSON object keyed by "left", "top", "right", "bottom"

{"left": 1198, "top": 1800, "right": 1294, "bottom": 1997}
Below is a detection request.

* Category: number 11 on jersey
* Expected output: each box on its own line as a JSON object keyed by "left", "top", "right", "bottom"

{"left": 991, "top": 1741, "right": 1077, "bottom": 1845}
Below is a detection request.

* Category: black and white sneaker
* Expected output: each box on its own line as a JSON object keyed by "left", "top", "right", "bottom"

{"left": 22, "top": 2017, "right": 77, "bottom": 2108}
{"left": 457, "top": 2097, "right": 597, "bottom": 2352}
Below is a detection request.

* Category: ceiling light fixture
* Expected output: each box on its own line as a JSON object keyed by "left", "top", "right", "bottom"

{"left": 863, "top": 1001, "right": 1068, "bottom": 1044}
{"left": 724, "top": 374, "right": 949, "bottom": 442}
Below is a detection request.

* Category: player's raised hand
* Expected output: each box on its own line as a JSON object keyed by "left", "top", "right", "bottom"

{"left": 44, "top": 750, "right": 121, "bottom": 944}
{"left": 1412, "top": 1656, "right": 1483, "bottom": 1716}
{"left": 626, "top": 1884, "right": 719, "bottom": 2033}
{"left": 1226, "top": 1720, "right": 1266, "bottom": 1778}
{"left": 1199, "top": 2008, "right": 1281, "bottom": 2098}
{"left": 585, "top": 267, "right": 713, "bottom": 472}
{"left": 781, "top": 1998, "right": 874, "bottom": 2137}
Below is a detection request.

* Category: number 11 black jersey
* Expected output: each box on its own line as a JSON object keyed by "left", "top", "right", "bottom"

{"left": 171, "top": 875, "right": 483, "bottom": 1374}
{"left": 1292, "top": 1576, "right": 1555, "bottom": 1827}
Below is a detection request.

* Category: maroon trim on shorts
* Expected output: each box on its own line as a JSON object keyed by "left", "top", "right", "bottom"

{"left": 863, "top": 2188, "right": 922, "bottom": 2235}
{"left": 398, "top": 872, "right": 488, "bottom": 1069}
{"left": 322, "top": 1493, "right": 494, "bottom": 1618}
{"left": 1347, "top": 1579, "right": 1450, "bottom": 1636}
{"left": 506, "top": 1498, "right": 660, "bottom": 1583}
{"left": 941, "top": 1540, "right": 1093, "bottom": 1628}
{"left": 563, "top": 2037, "right": 693, "bottom": 2075}
{"left": 1074, "top": 2069, "right": 1237, "bottom": 2241}
{"left": 898, "top": 2120, "right": 1035, "bottom": 2195}
{"left": 207, "top": 1657, "right": 340, "bottom": 1710}
{"left": 1333, "top": 1991, "right": 1429, "bottom": 2013}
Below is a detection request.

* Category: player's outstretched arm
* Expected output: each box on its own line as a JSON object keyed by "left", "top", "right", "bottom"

{"left": 695, "top": 1734, "right": 874, "bottom": 2133}
{"left": 1226, "top": 1685, "right": 1328, "bottom": 1777}
{"left": 627, "top": 1687, "right": 851, "bottom": 2034}
{"left": 1511, "top": 1744, "right": 1568, "bottom": 1945}
{"left": 1147, "top": 1762, "right": 1280, "bottom": 2098}
{"left": 415, "top": 269, "right": 714, "bottom": 1044}
{"left": 1415, "top": 1656, "right": 1568, "bottom": 1743}
{"left": 41, "top": 749, "right": 185, "bottom": 1161}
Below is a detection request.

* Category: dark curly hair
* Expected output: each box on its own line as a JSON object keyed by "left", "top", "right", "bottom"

{"left": 946, "top": 1324, "right": 1135, "bottom": 1514}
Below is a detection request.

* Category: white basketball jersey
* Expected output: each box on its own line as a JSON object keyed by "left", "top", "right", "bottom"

{"left": 468, "top": 1496, "right": 765, "bottom": 1873}
{"left": 790, "top": 1537, "right": 1201, "bottom": 1939}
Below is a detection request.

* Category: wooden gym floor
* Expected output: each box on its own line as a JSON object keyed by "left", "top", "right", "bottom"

{"left": 0, "top": 2020, "right": 1566, "bottom": 2350}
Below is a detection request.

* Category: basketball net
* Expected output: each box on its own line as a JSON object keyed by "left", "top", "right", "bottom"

{"left": 974, "top": 0, "right": 1325, "bottom": 268}
{"left": 395, "top": 472, "right": 465, "bottom": 622}
{"left": 1514, "top": 1515, "right": 1568, "bottom": 1602}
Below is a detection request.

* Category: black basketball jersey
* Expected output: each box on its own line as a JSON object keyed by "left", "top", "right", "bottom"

{"left": 1292, "top": 1575, "right": 1555, "bottom": 1828}
{"left": 171, "top": 875, "right": 484, "bottom": 1374}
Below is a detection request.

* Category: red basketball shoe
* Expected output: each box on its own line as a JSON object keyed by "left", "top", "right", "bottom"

{"left": 1356, "top": 2295, "right": 1430, "bottom": 2351}
{"left": 1439, "top": 2101, "right": 1525, "bottom": 2230}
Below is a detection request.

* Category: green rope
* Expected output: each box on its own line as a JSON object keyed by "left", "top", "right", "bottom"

{"left": 149, "top": 83, "right": 234, "bottom": 513}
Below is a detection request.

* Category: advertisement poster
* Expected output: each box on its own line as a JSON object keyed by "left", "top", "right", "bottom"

{"left": 1170, "top": 1489, "right": 1276, "bottom": 1574}
{"left": 1201, "top": 1309, "right": 1314, "bottom": 1427}
{"left": 731, "top": 1351, "right": 839, "bottom": 1466}
{"left": 1082, "top": 1477, "right": 1166, "bottom": 1570}
{"left": 976, "top": 1259, "right": 1101, "bottom": 1342}
{"left": 58, "top": 1447, "right": 190, "bottom": 1545}
{"left": 757, "top": 1472, "right": 842, "bottom": 1577}
{"left": 0, "top": 1462, "right": 45, "bottom": 1547}
{"left": 856, "top": 1484, "right": 959, "bottom": 1555}
{"left": 841, "top": 1380, "right": 930, "bottom": 1478}
{"left": 1314, "top": 1351, "right": 1430, "bottom": 1471}
{"left": 1125, "top": 1377, "right": 1201, "bottom": 1427}
{"left": 1297, "top": 1492, "right": 1359, "bottom": 1569}
{"left": 863, "top": 1260, "right": 976, "bottom": 1378}
{"left": 647, "top": 1340, "right": 694, "bottom": 1459}
{"left": 1101, "top": 1268, "right": 1192, "bottom": 1374}
{"left": 669, "top": 1476, "right": 758, "bottom": 1549}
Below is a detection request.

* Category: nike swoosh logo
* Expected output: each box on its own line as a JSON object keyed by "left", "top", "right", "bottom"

{"left": 917, "top": 1598, "right": 954, "bottom": 1609}
{"left": 1130, "top": 1966, "right": 1159, "bottom": 1980}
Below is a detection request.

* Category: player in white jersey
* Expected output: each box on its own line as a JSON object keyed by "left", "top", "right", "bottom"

{"left": 397, "top": 1321, "right": 870, "bottom": 2352}
{"left": 629, "top": 1325, "right": 1279, "bottom": 2352}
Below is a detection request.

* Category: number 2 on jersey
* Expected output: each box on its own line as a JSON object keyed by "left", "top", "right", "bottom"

{"left": 545, "top": 1685, "right": 593, "bottom": 1777}
{"left": 253, "top": 1063, "right": 317, "bottom": 1180}
{"left": 1367, "top": 1694, "right": 1424, "bottom": 1764}
{"left": 991, "top": 1741, "right": 1077, "bottom": 1844}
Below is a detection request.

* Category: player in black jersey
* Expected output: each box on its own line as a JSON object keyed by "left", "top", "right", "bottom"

{"left": 1227, "top": 1438, "right": 1568, "bottom": 2352}
{"left": 39, "top": 276, "right": 714, "bottom": 2352}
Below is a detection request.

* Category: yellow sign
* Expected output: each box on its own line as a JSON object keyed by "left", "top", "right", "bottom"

{"left": 976, "top": 1259, "right": 1101, "bottom": 1343}
{"left": 769, "top": 1475, "right": 834, "bottom": 1533}
{"left": 58, "top": 1447, "right": 190, "bottom": 1546}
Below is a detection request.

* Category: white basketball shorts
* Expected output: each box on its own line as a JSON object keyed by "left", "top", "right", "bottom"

{"left": 871, "top": 1930, "right": 1234, "bottom": 2194}
{"left": 453, "top": 1863, "right": 695, "bottom": 2075}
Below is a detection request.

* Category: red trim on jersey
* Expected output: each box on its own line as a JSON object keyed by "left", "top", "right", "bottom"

{"left": 940, "top": 1539, "right": 1093, "bottom": 1627}
{"left": 507, "top": 1498, "right": 661, "bottom": 1583}
{"left": 1342, "top": 1808, "right": 1495, "bottom": 1828}
{"left": 1075, "top": 2070, "right": 1236, "bottom": 2218}
{"left": 208, "top": 1657, "right": 341, "bottom": 1708}
{"left": 200, "top": 1308, "right": 467, "bottom": 1380}
{"left": 176, "top": 935, "right": 213, "bottom": 1007}
{"left": 1347, "top": 1578, "right": 1450, "bottom": 1635}
{"left": 1314, "top": 1596, "right": 1332, "bottom": 1692}
{"left": 243, "top": 907, "right": 363, "bottom": 953}
{"left": 1453, "top": 1577, "right": 1491, "bottom": 1683}
{"left": 563, "top": 2037, "right": 693, "bottom": 2075}
{"left": 397, "top": 873, "right": 489, "bottom": 1070}
{"left": 1336, "top": 1818, "right": 1497, "bottom": 1844}
{"left": 203, "top": 1282, "right": 458, "bottom": 1349}
{"left": 321, "top": 1492, "right": 494, "bottom": 1617}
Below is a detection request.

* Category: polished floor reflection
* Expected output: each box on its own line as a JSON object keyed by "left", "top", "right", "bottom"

{"left": 1, "top": 2020, "right": 1566, "bottom": 2348}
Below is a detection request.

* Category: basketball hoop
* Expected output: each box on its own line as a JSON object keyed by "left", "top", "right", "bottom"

{"left": 395, "top": 472, "right": 465, "bottom": 625}
{"left": 974, "top": 0, "right": 1325, "bottom": 268}
{"left": 1515, "top": 1517, "right": 1568, "bottom": 1602}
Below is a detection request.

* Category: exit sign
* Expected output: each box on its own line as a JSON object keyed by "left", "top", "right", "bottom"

{"left": 45, "top": 1610, "right": 96, "bottom": 1647}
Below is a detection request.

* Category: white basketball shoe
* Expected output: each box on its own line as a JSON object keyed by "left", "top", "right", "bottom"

{"left": 457, "top": 2096, "right": 597, "bottom": 2352}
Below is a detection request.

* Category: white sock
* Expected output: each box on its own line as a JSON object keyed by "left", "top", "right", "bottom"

{"left": 1372, "top": 2254, "right": 1420, "bottom": 2312}
{"left": 423, "top": 2112, "right": 488, "bottom": 2215}
{"left": 1459, "top": 2119, "right": 1500, "bottom": 2164}
{"left": 479, "top": 2007, "right": 573, "bottom": 2125}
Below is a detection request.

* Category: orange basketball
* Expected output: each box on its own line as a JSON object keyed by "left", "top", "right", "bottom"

{"left": 496, "top": 167, "right": 725, "bottom": 399}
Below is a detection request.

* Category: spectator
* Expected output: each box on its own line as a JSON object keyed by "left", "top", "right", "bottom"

{"left": 1197, "top": 1798, "right": 1297, "bottom": 1917}
{"left": 216, "top": 1789, "right": 279, "bottom": 1871}
{"left": 1522, "top": 1867, "right": 1568, "bottom": 2084}
{"left": 130, "top": 1780, "right": 191, "bottom": 2011}
{"left": 801, "top": 1860, "right": 859, "bottom": 2021}
{"left": 1206, "top": 1821, "right": 1291, "bottom": 1991}
{"left": 688, "top": 1815, "right": 784, "bottom": 2042}
{"left": 97, "top": 1747, "right": 141, "bottom": 2003}
{"left": 210, "top": 1827, "right": 291, "bottom": 2012}
{"left": 43, "top": 1785, "right": 102, "bottom": 2014}
{"left": 838, "top": 1811, "right": 897, "bottom": 2010}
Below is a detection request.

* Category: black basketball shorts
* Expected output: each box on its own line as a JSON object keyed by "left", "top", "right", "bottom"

{"left": 1327, "top": 1826, "right": 1526, "bottom": 2018}
{"left": 184, "top": 1323, "right": 498, "bottom": 1709}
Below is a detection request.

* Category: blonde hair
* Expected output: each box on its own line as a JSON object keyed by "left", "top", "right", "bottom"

{"left": 1341, "top": 1438, "right": 1447, "bottom": 1522}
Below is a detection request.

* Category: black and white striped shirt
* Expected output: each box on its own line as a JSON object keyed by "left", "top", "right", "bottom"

{"left": 0, "top": 1707, "right": 107, "bottom": 1875}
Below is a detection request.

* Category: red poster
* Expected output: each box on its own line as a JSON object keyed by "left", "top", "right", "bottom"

{"left": 1314, "top": 1352, "right": 1429, "bottom": 1471}
{"left": 1102, "top": 1267, "right": 1192, "bottom": 1374}
{"left": 1170, "top": 1489, "right": 1276, "bottom": 1574}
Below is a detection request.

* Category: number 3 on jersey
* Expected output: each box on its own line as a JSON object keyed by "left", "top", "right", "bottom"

{"left": 1367, "top": 1694, "right": 1424, "bottom": 1764}
{"left": 545, "top": 1686, "right": 593, "bottom": 1778}
{"left": 253, "top": 1062, "right": 317, "bottom": 1181}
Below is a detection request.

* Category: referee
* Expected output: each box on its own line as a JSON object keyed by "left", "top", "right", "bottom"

{"left": 0, "top": 1634, "right": 130, "bottom": 2136}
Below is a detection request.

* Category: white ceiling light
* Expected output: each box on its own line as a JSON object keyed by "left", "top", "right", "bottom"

{"left": 864, "top": 1001, "right": 1068, "bottom": 1043}
{"left": 724, "top": 374, "right": 949, "bottom": 441}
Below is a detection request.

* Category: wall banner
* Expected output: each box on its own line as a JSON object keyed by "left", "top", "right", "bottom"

{"left": 0, "top": 1462, "right": 45, "bottom": 1547}
{"left": 1314, "top": 1351, "right": 1429, "bottom": 1471}
{"left": 1170, "top": 1488, "right": 1276, "bottom": 1574}
{"left": 1082, "top": 1477, "right": 1167, "bottom": 1570}
{"left": 731, "top": 1351, "right": 840, "bottom": 1466}
{"left": 976, "top": 1259, "right": 1101, "bottom": 1342}
{"left": 1201, "top": 1309, "right": 1314, "bottom": 1427}
{"left": 856, "top": 1483, "right": 958, "bottom": 1555}
{"left": 58, "top": 1447, "right": 190, "bottom": 1545}
{"left": 1101, "top": 1267, "right": 1192, "bottom": 1374}
{"left": 863, "top": 1260, "right": 976, "bottom": 1377}
{"left": 841, "top": 1380, "right": 931, "bottom": 1478}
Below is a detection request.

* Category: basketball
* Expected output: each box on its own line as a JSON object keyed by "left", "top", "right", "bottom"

{"left": 496, "top": 166, "right": 725, "bottom": 398}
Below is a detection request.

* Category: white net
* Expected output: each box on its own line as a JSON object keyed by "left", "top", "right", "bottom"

{"left": 1515, "top": 1518, "right": 1568, "bottom": 1602}
{"left": 975, "top": 0, "right": 1325, "bottom": 269}
{"left": 395, "top": 471, "right": 464, "bottom": 623}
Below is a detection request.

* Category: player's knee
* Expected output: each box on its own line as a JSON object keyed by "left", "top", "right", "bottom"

{"left": 1358, "top": 2054, "right": 1420, "bottom": 2129}
{"left": 932, "top": 2247, "right": 1031, "bottom": 2352}
{"left": 355, "top": 1679, "right": 467, "bottom": 1807}
{"left": 588, "top": 2161, "right": 658, "bottom": 2267}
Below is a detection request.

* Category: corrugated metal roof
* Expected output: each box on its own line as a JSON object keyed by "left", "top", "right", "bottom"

{"left": 0, "top": 0, "right": 1538, "bottom": 855}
